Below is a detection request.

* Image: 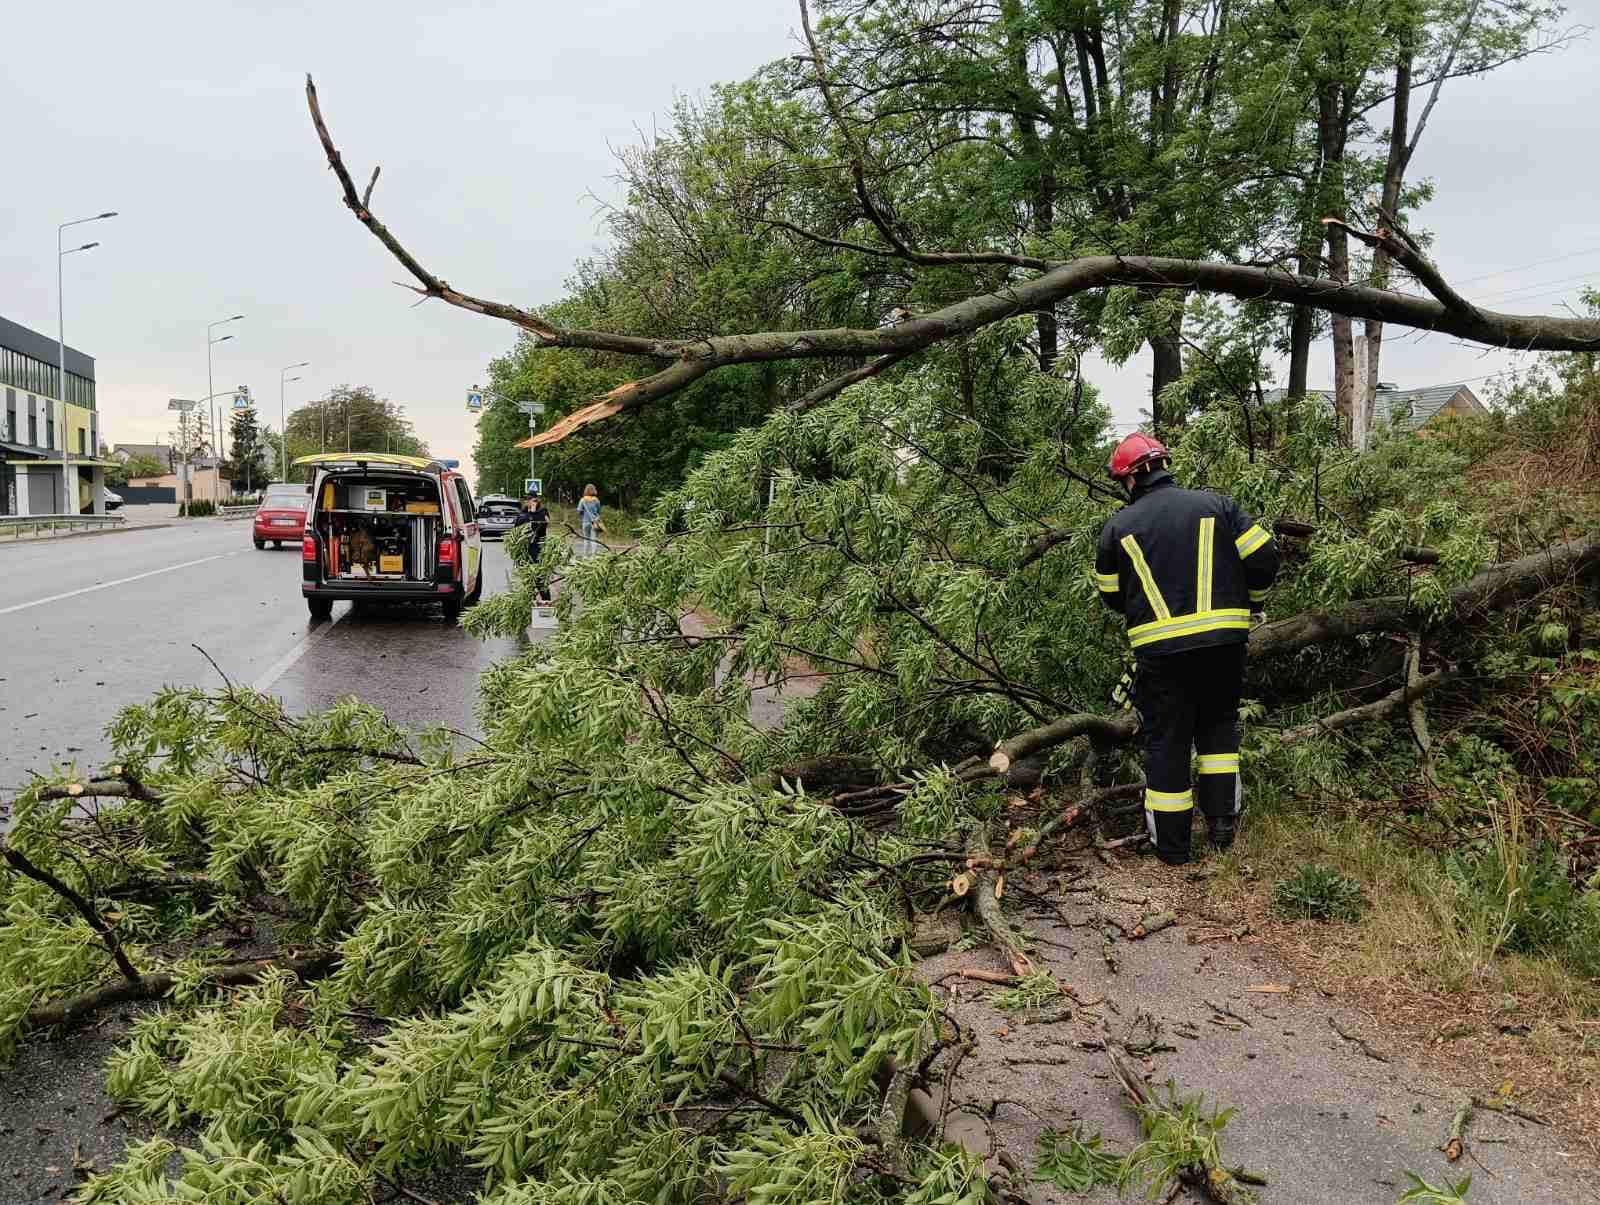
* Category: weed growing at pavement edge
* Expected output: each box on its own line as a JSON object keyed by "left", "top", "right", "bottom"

{"left": 1273, "top": 863, "right": 1368, "bottom": 922}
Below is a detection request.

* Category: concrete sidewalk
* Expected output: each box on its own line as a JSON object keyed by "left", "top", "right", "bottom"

{"left": 0, "top": 503, "right": 187, "bottom": 545}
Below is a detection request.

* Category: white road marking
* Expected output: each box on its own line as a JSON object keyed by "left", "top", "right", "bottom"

{"left": 0, "top": 552, "right": 244, "bottom": 617}
{"left": 251, "top": 604, "right": 348, "bottom": 694}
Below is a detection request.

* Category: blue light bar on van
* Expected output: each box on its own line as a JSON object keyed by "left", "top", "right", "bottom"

{"left": 438, "top": 458, "right": 460, "bottom": 469}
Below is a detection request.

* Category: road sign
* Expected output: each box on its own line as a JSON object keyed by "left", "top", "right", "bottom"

{"left": 524, "top": 478, "right": 542, "bottom": 496}
{"left": 466, "top": 387, "right": 484, "bottom": 411}
{"left": 517, "top": 400, "right": 545, "bottom": 416}
{"left": 231, "top": 392, "right": 250, "bottom": 411}
{"left": 167, "top": 398, "right": 197, "bottom": 411}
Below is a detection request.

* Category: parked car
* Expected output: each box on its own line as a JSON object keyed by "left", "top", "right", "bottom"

{"left": 102, "top": 488, "right": 123, "bottom": 511}
{"left": 296, "top": 453, "right": 483, "bottom": 621}
{"left": 477, "top": 494, "right": 520, "bottom": 538}
{"left": 253, "top": 482, "right": 311, "bottom": 549}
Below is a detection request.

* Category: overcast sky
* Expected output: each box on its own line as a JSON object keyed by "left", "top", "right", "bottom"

{"left": 2, "top": 1, "right": 1595, "bottom": 476}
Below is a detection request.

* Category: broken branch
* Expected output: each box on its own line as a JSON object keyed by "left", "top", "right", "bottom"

{"left": 22, "top": 951, "right": 340, "bottom": 1031}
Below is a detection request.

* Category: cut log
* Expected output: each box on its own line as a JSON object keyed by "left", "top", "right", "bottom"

{"left": 967, "top": 826, "right": 1035, "bottom": 977}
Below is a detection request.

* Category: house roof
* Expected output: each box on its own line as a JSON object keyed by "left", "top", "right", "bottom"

{"left": 112, "top": 442, "right": 172, "bottom": 463}
{"left": 1259, "top": 384, "right": 1484, "bottom": 432}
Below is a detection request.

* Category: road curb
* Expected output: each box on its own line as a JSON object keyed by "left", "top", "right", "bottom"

{"left": 0, "top": 522, "right": 178, "bottom": 547}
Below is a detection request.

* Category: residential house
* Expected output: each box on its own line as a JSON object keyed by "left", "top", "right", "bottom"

{"left": 111, "top": 442, "right": 175, "bottom": 470}
{"left": 1261, "top": 383, "right": 1487, "bottom": 435}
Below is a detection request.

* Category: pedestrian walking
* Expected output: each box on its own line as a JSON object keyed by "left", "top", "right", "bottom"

{"left": 1092, "top": 433, "right": 1279, "bottom": 866}
{"left": 577, "top": 483, "right": 603, "bottom": 557}
{"left": 512, "top": 491, "right": 553, "bottom": 603}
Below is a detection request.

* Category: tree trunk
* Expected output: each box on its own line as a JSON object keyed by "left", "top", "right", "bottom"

{"left": 1318, "top": 83, "right": 1354, "bottom": 444}
{"left": 1363, "top": 35, "right": 1415, "bottom": 448}
{"left": 1150, "top": 327, "right": 1183, "bottom": 433}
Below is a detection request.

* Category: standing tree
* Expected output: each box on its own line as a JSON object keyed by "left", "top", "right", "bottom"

{"left": 283, "top": 386, "right": 428, "bottom": 465}
{"left": 225, "top": 407, "right": 270, "bottom": 494}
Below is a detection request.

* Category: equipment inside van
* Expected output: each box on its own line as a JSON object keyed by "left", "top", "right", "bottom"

{"left": 295, "top": 453, "right": 482, "bottom": 621}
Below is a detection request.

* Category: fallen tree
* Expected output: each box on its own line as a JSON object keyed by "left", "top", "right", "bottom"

{"left": 3, "top": 20, "right": 1597, "bottom": 1204}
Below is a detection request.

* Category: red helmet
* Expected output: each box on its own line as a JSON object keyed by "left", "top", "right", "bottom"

{"left": 1107, "top": 432, "right": 1169, "bottom": 481}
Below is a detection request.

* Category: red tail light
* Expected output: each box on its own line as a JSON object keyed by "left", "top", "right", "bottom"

{"left": 437, "top": 535, "right": 457, "bottom": 570}
{"left": 302, "top": 534, "right": 317, "bottom": 562}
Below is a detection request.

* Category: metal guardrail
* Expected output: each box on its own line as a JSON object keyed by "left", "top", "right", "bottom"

{"left": 0, "top": 513, "right": 129, "bottom": 540}
{"left": 219, "top": 505, "right": 256, "bottom": 520}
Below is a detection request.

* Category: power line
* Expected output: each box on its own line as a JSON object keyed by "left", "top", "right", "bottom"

{"left": 1473, "top": 270, "right": 1600, "bottom": 305}
{"left": 1451, "top": 244, "right": 1600, "bottom": 288}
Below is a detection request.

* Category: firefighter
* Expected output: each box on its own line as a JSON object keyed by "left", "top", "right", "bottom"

{"left": 1093, "top": 433, "right": 1279, "bottom": 865}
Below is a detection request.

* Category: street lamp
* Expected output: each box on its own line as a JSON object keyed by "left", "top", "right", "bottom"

{"left": 280, "top": 362, "right": 308, "bottom": 481}
{"left": 207, "top": 314, "right": 243, "bottom": 472}
{"left": 58, "top": 211, "right": 116, "bottom": 514}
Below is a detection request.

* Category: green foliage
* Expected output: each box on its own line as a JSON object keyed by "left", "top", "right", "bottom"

{"left": 1034, "top": 1125, "right": 1124, "bottom": 1194}
{"left": 179, "top": 498, "right": 215, "bottom": 517}
{"left": 107, "top": 452, "right": 169, "bottom": 486}
{"left": 1396, "top": 1170, "right": 1473, "bottom": 1204}
{"left": 989, "top": 970, "right": 1066, "bottom": 1014}
{"left": 281, "top": 385, "right": 426, "bottom": 482}
{"left": 225, "top": 406, "right": 271, "bottom": 492}
{"left": 1272, "top": 864, "right": 1368, "bottom": 923}
{"left": 1446, "top": 841, "right": 1600, "bottom": 979}
{"left": 1121, "top": 1082, "right": 1255, "bottom": 1204}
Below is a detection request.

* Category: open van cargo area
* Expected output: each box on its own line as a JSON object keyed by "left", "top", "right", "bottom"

{"left": 315, "top": 475, "right": 442, "bottom": 584}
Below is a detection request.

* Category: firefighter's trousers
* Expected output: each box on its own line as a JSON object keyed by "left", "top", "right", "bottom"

{"left": 1133, "top": 642, "right": 1246, "bottom": 864}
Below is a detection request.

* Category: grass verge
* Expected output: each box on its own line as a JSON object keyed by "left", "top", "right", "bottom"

{"left": 1207, "top": 805, "right": 1600, "bottom": 1158}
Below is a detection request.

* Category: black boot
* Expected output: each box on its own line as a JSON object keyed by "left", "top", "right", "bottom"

{"left": 1207, "top": 816, "right": 1236, "bottom": 852}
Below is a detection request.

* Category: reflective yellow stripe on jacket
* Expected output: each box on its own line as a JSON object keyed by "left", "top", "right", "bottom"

{"left": 1235, "top": 524, "right": 1271, "bottom": 559}
{"left": 1120, "top": 535, "right": 1170, "bottom": 620}
{"left": 1095, "top": 571, "right": 1120, "bottom": 594}
{"left": 1127, "top": 608, "right": 1251, "bottom": 649}
{"left": 1196, "top": 516, "right": 1215, "bottom": 612}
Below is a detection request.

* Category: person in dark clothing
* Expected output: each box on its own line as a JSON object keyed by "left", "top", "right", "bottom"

{"left": 1093, "top": 433, "right": 1280, "bottom": 865}
{"left": 512, "top": 492, "right": 553, "bottom": 604}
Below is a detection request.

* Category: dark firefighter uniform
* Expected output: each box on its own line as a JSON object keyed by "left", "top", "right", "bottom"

{"left": 1094, "top": 475, "right": 1279, "bottom": 863}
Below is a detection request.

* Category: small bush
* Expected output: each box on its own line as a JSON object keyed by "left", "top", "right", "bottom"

{"left": 178, "top": 499, "right": 216, "bottom": 518}
{"left": 1273, "top": 864, "right": 1367, "bottom": 922}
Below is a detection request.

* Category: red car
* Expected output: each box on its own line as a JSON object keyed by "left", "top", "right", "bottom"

{"left": 253, "top": 482, "right": 311, "bottom": 549}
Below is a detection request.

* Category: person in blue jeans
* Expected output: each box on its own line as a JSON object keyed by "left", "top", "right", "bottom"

{"left": 577, "top": 483, "right": 602, "bottom": 556}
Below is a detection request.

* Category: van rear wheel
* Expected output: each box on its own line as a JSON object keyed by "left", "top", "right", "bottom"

{"left": 307, "top": 597, "right": 334, "bottom": 621}
{"left": 442, "top": 596, "right": 463, "bottom": 622}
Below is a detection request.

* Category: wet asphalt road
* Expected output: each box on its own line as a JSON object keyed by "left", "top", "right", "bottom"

{"left": 0, "top": 521, "right": 526, "bottom": 800}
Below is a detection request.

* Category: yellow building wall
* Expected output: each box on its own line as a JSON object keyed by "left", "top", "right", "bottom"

{"left": 66, "top": 402, "right": 94, "bottom": 456}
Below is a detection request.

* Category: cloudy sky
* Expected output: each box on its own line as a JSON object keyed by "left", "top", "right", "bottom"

{"left": 2, "top": 1, "right": 1595, "bottom": 475}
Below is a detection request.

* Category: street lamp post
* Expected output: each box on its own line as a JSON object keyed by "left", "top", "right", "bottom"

{"left": 58, "top": 211, "right": 116, "bottom": 514}
{"left": 207, "top": 314, "right": 243, "bottom": 478}
{"left": 280, "top": 362, "right": 309, "bottom": 481}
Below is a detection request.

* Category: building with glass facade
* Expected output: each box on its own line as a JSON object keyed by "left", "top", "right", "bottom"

{"left": 0, "top": 314, "right": 112, "bottom": 515}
